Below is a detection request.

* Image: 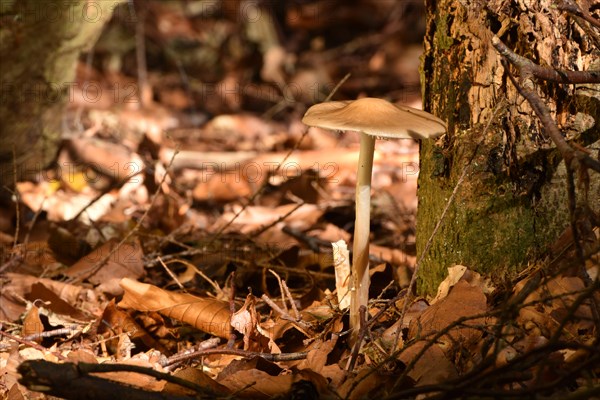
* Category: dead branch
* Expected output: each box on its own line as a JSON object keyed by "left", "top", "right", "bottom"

{"left": 18, "top": 359, "right": 211, "bottom": 400}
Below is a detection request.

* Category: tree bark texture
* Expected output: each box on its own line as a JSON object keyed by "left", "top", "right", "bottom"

{"left": 0, "top": 0, "right": 125, "bottom": 189}
{"left": 417, "top": 0, "right": 599, "bottom": 295}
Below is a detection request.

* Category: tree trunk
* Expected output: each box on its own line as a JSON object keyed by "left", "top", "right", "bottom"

{"left": 417, "top": 0, "right": 600, "bottom": 295}
{"left": 0, "top": 0, "right": 125, "bottom": 189}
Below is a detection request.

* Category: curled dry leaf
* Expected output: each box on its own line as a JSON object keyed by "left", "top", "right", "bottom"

{"left": 118, "top": 278, "right": 231, "bottom": 339}
{"left": 231, "top": 294, "right": 277, "bottom": 353}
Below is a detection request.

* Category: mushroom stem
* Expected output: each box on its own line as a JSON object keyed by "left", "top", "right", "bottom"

{"left": 350, "top": 133, "right": 376, "bottom": 343}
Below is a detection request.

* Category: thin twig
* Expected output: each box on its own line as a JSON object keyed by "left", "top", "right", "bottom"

{"left": 492, "top": 36, "right": 600, "bottom": 84}
{"left": 347, "top": 305, "right": 368, "bottom": 373}
{"left": 268, "top": 269, "right": 288, "bottom": 313}
{"left": 166, "top": 347, "right": 308, "bottom": 365}
{"left": 0, "top": 330, "right": 67, "bottom": 361}
{"left": 23, "top": 325, "right": 79, "bottom": 342}
{"left": 261, "top": 294, "right": 313, "bottom": 333}
{"left": 163, "top": 337, "right": 221, "bottom": 370}
{"left": 281, "top": 279, "right": 301, "bottom": 321}
{"left": 557, "top": 0, "right": 600, "bottom": 29}
{"left": 227, "top": 272, "right": 237, "bottom": 348}
{"left": 11, "top": 147, "right": 19, "bottom": 249}
{"left": 493, "top": 36, "right": 600, "bottom": 173}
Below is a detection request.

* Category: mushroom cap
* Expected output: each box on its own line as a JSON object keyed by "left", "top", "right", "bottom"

{"left": 302, "top": 97, "right": 446, "bottom": 139}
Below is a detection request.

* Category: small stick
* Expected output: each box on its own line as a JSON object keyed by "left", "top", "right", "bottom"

{"left": 0, "top": 329, "right": 67, "bottom": 361}
{"left": 164, "top": 337, "right": 221, "bottom": 370}
{"left": 492, "top": 36, "right": 600, "bottom": 84}
{"left": 23, "top": 325, "right": 79, "bottom": 342}
{"left": 268, "top": 269, "right": 289, "bottom": 313}
{"left": 281, "top": 279, "right": 301, "bottom": 321}
{"left": 158, "top": 256, "right": 184, "bottom": 290}
{"left": 557, "top": 0, "right": 600, "bottom": 29}
{"left": 228, "top": 272, "right": 237, "bottom": 348}
{"left": 166, "top": 347, "right": 308, "bottom": 365}
{"left": 347, "top": 305, "right": 368, "bottom": 372}
{"left": 261, "top": 294, "right": 313, "bottom": 333}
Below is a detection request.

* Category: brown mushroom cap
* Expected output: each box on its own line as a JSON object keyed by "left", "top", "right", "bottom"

{"left": 302, "top": 97, "right": 446, "bottom": 140}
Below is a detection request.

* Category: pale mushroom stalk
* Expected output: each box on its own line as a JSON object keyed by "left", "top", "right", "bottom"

{"left": 352, "top": 134, "right": 375, "bottom": 337}
{"left": 301, "top": 97, "right": 446, "bottom": 347}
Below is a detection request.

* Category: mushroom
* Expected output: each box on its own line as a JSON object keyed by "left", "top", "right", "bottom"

{"left": 302, "top": 97, "right": 446, "bottom": 342}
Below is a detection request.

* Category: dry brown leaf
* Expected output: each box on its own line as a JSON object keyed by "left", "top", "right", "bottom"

{"left": 310, "top": 223, "right": 351, "bottom": 244}
{"left": 17, "top": 180, "right": 118, "bottom": 222}
{"left": 6, "top": 383, "right": 27, "bottom": 400}
{"left": 64, "top": 239, "right": 145, "bottom": 295}
{"left": 66, "top": 349, "right": 98, "bottom": 364}
{"left": 268, "top": 301, "right": 336, "bottom": 341}
{"left": 432, "top": 265, "right": 494, "bottom": 304}
{"left": 159, "top": 147, "right": 257, "bottom": 171}
{"left": 231, "top": 294, "right": 275, "bottom": 353}
{"left": 4, "top": 273, "right": 88, "bottom": 305}
{"left": 218, "top": 368, "right": 293, "bottom": 399}
{"left": 381, "top": 299, "right": 429, "bottom": 350}
{"left": 398, "top": 341, "right": 458, "bottom": 386}
{"left": 21, "top": 305, "right": 43, "bottom": 342}
{"left": 3, "top": 241, "right": 62, "bottom": 276}
{"left": 203, "top": 114, "right": 281, "bottom": 144}
{"left": 338, "top": 368, "right": 388, "bottom": 400}
{"left": 97, "top": 300, "right": 167, "bottom": 355}
{"left": 297, "top": 336, "right": 339, "bottom": 374}
{"left": 517, "top": 276, "right": 593, "bottom": 338}
{"left": 96, "top": 352, "right": 167, "bottom": 392}
{"left": 192, "top": 169, "right": 254, "bottom": 202}
{"left": 0, "top": 290, "right": 26, "bottom": 322}
{"left": 26, "top": 283, "right": 91, "bottom": 321}
{"left": 118, "top": 278, "right": 231, "bottom": 338}
{"left": 409, "top": 280, "right": 487, "bottom": 353}
{"left": 2, "top": 273, "right": 97, "bottom": 322}
{"left": 164, "top": 367, "right": 230, "bottom": 397}
{"left": 67, "top": 137, "right": 144, "bottom": 184}
{"left": 217, "top": 203, "right": 321, "bottom": 235}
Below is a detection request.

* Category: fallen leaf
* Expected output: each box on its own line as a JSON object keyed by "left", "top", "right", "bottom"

{"left": 398, "top": 341, "right": 457, "bottom": 386}
{"left": 118, "top": 278, "right": 231, "bottom": 338}
{"left": 64, "top": 239, "right": 145, "bottom": 295}
{"left": 409, "top": 280, "right": 487, "bottom": 353}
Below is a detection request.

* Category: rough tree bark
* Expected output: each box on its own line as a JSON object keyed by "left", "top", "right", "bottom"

{"left": 0, "top": 0, "right": 125, "bottom": 190}
{"left": 417, "top": 0, "right": 600, "bottom": 295}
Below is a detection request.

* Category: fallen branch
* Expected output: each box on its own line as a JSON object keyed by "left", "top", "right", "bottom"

{"left": 18, "top": 359, "right": 211, "bottom": 400}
